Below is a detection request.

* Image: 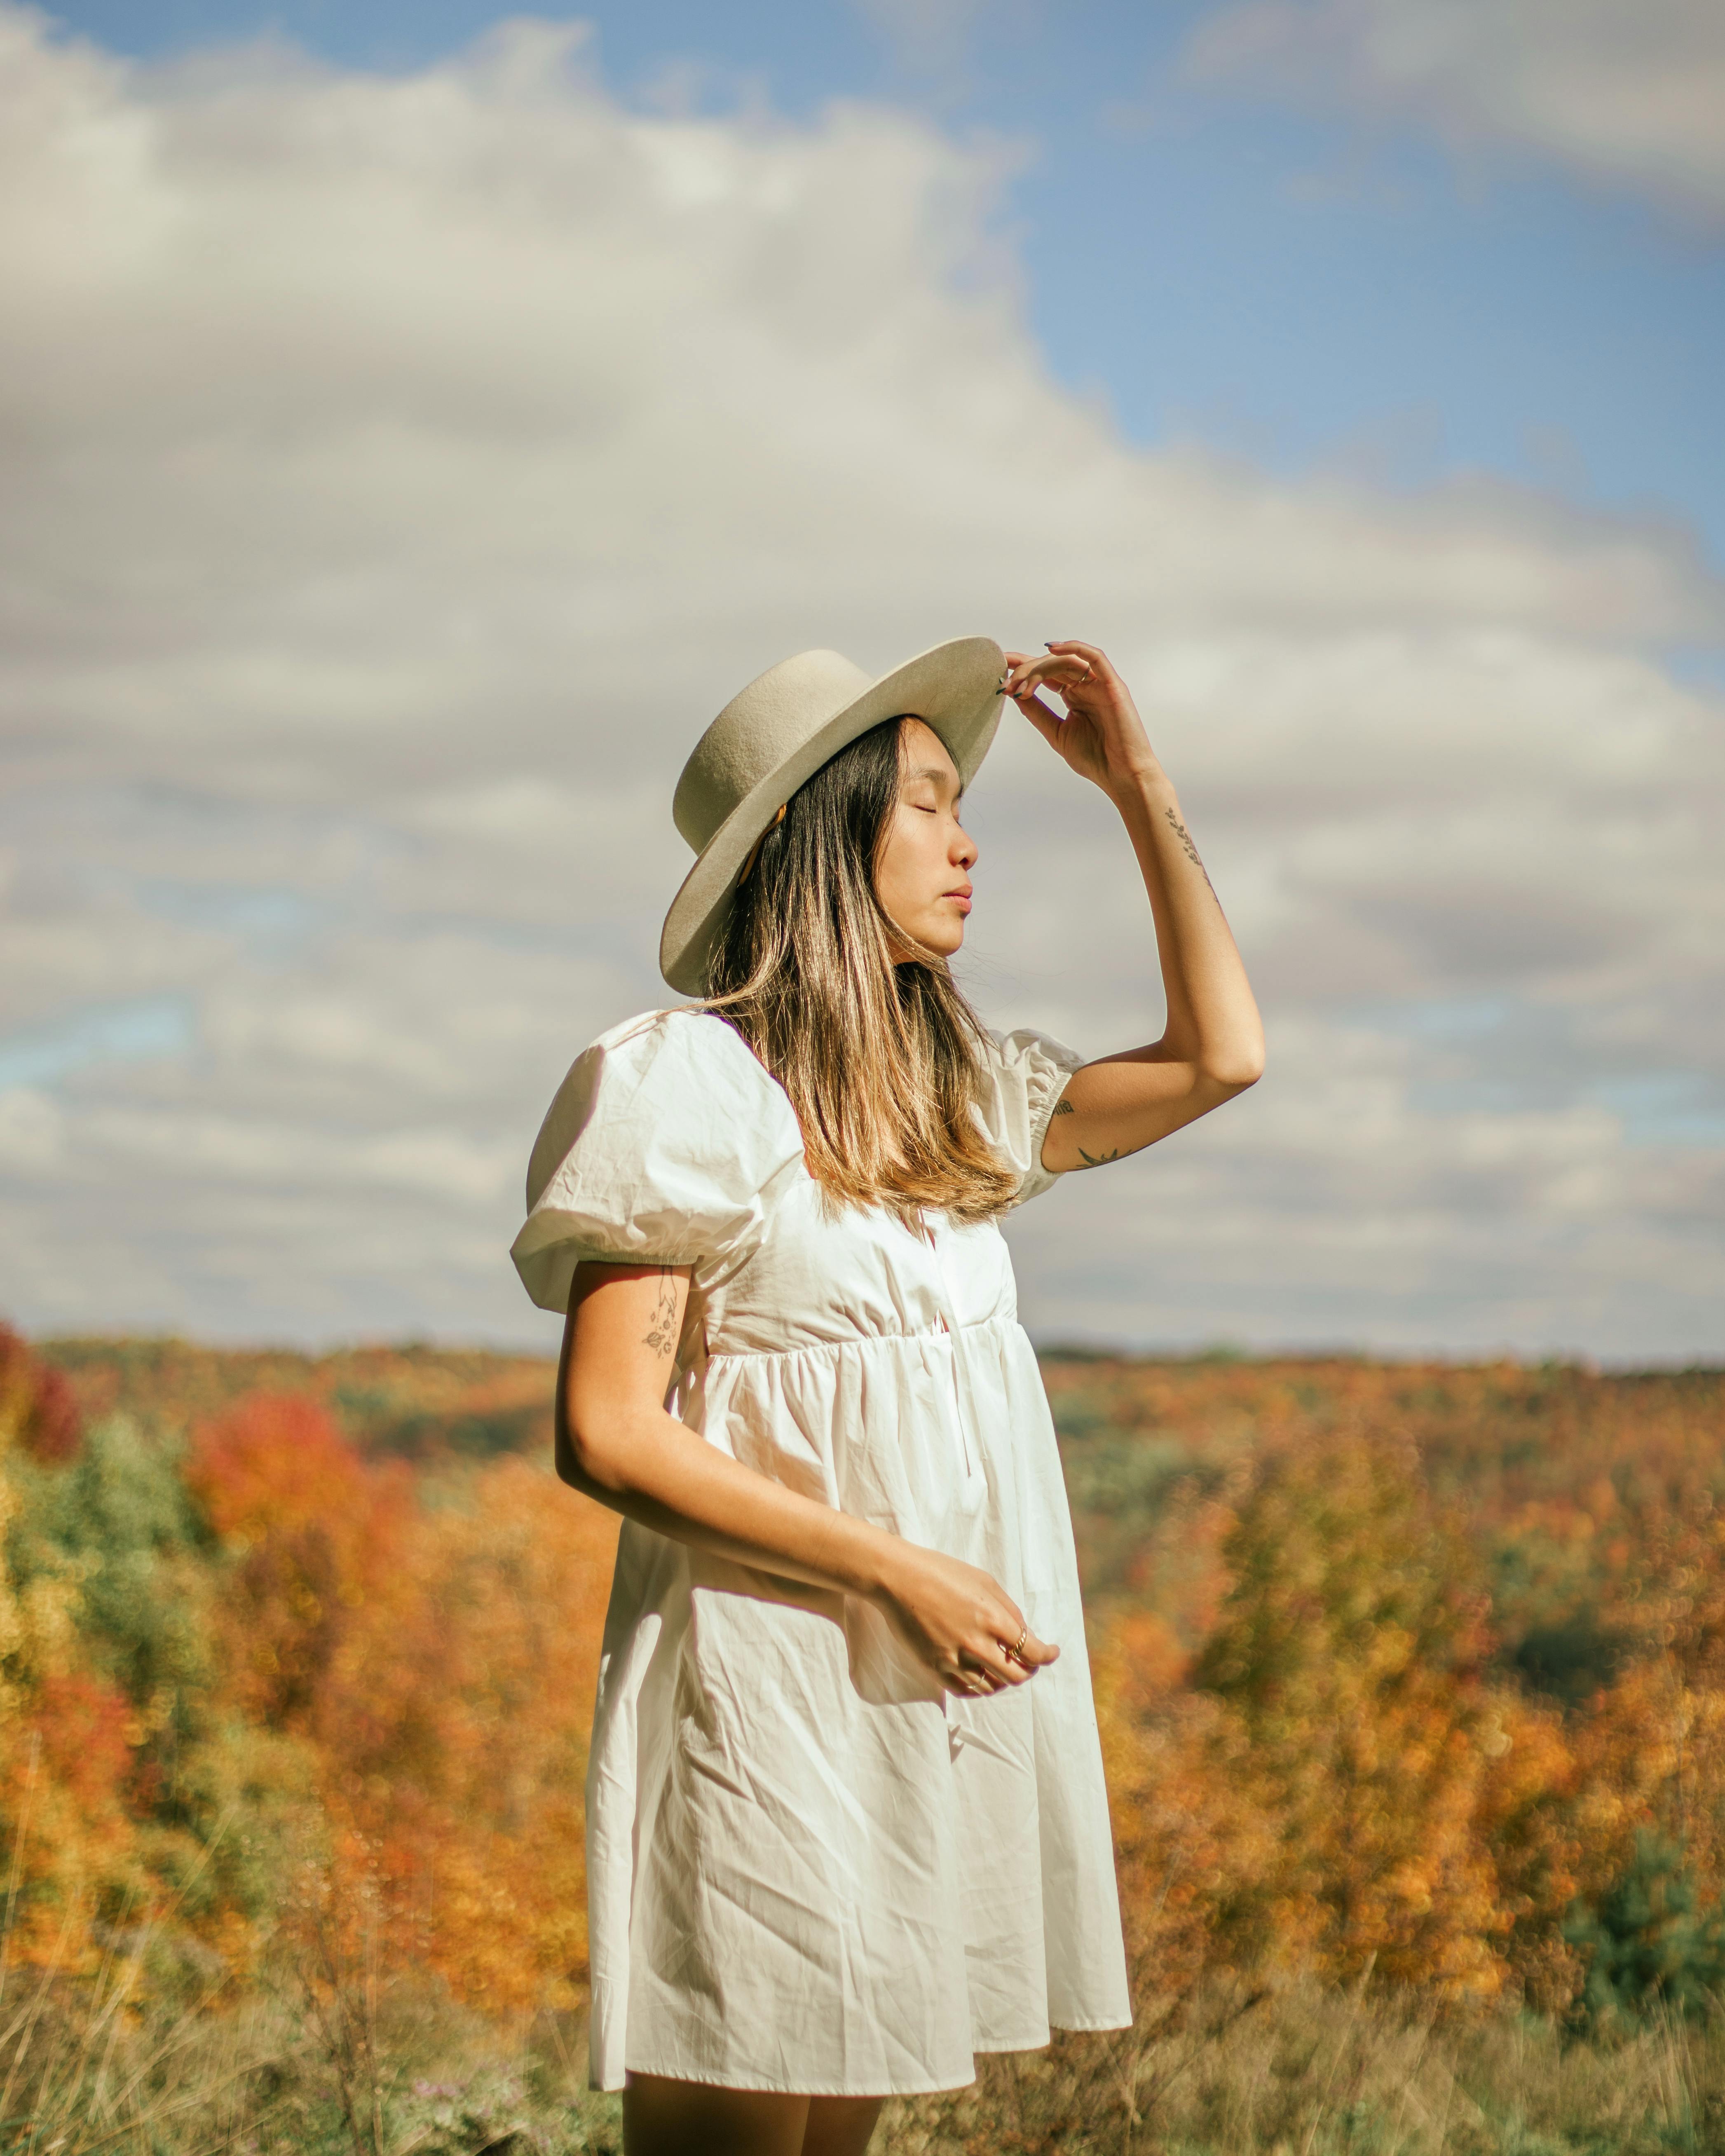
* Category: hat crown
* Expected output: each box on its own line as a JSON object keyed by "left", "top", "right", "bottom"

{"left": 673, "top": 649, "right": 874, "bottom": 853}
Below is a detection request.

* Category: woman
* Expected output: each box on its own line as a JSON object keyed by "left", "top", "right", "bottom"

{"left": 511, "top": 636, "right": 1263, "bottom": 2156}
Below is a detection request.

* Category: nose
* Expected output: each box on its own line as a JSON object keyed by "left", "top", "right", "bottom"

{"left": 953, "top": 822, "right": 977, "bottom": 872}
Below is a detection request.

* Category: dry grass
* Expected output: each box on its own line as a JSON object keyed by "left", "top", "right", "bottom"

{"left": 0, "top": 1970, "right": 628, "bottom": 2153}
{"left": 0, "top": 1882, "right": 625, "bottom": 2156}
{"left": 13, "top": 1957, "right": 1725, "bottom": 2155}
{"left": 880, "top": 1981, "right": 1725, "bottom": 2155}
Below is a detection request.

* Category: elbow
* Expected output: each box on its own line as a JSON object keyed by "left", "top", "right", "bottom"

{"left": 1199, "top": 1041, "right": 1266, "bottom": 1094}
{"left": 554, "top": 1392, "right": 626, "bottom": 1495}
{"left": 552, "top": 1405, "right": 584, "bottom": 1488}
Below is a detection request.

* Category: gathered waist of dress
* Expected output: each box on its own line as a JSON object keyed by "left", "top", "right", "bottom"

{"left": 692, "top": 1306, "right": 1024, "bottom": 1369}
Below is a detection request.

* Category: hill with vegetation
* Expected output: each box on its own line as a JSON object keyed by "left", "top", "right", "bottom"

{"left": 7, "top": 1327, "right": 1725, "bottom": 2152}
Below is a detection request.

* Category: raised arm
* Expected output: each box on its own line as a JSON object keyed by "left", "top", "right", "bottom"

{"left": 1001, "top": 639, "right": 1264, "bottom": 1174}
{"left": 555, "top": 1260, "right": 1059, "bottom": 1696}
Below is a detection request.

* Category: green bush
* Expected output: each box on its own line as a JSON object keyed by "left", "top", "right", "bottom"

{"left": 8, "top": 1413, "right": 213, "bottom": 1715}
{"left": 5, "top": 1413, "right": 317, "bottom": 1934}
{"left": 1565, "top": 1833, "right": 1725, "bottom": 2030}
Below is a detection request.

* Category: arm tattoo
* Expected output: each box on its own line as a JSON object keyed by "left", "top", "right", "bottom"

{"left": 1055, "top": 1094, "right": 1123, "bottom": 1167}
{"left": 1054, "top": 1095, "right": 1123, "bottom": 1168}
{"left": 642, "top": 1266, "right": 679, "bottom": 1357}
{"left": 1163, "top": 806, "right": 1216, "bottom": 896}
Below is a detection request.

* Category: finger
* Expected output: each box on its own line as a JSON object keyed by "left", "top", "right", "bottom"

{"left": 959, "top": 1649, "right": 1013, "bottom": 1694}
{"left": 1038, "top": 676, "right": 1089, "bottom": 706}
{"left": 1016, "top": 652, "right": 1089, "bottom": 689}
{"left": 979, "top": 1599, "right": 1036, "bottom": 1685}
{"left": 1011, "top": 691, "right": 1068, "bottom": 754}
{"left": 1016, "top": 1629, "right": 1061, "bottom": 1669}
{"left": 965, "top": 1638, "right": 1028, "bottom": 1689}
{"left": 1042, "top": 659, "right": 1109, "bottom": 696}
{"left": 1041, "top": 663, "right": 1104, "bottom": 697}
{"left": 1043, "top": 639, "right": 1114, "bottom": 678}
{"left": 1010, "top": 647, "right": 1085, "bottom": 679}
{"left": 1001, "top": 660, "right": 1065, "bottom": 698}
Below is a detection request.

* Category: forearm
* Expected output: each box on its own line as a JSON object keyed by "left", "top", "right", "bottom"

{"left": 1111, "top": 759, "right": 1263, "bottom": 1083}
{"left": 548, "top": 1268, "right": 1044, "bottom": 1703}
{"left": 559, "top": 1391, "right": 906, "bottom": 1605}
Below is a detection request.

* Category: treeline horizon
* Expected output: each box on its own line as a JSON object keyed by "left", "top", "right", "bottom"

{"left": 39, "top": 1327, "right": 1725, "bottom": 1368}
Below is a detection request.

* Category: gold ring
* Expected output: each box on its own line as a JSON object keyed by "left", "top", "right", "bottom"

{"left": 1005, "top": 1623, "right": 1028, "bottom": 1665}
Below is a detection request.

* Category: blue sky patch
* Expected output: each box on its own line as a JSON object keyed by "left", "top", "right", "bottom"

{"left": 0, "top": 996, "right": 198, "bottom": 1092}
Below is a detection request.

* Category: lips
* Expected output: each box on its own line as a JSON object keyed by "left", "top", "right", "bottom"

{"left": 945, "top": 887, "right": 973, "bottom": 913}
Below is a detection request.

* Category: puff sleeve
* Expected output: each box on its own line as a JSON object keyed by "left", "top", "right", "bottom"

{"left": 973, "top": 1023, "right": 1088, "bottom": 1209}
{"left": 510, "top": 1009, "right": 805, "bottom": 1315}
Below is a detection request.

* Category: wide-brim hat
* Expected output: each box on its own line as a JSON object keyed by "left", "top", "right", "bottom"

{"left": 659, "top": 637, "right": 1007, "bottom": 996}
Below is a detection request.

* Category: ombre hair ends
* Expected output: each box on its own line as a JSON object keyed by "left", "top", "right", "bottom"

{"left": 705, "top": 717, "right": 1018, "bottom": 1226}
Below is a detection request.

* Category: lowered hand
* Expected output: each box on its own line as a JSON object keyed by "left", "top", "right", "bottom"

{"left": 873, "top": 1540, "right": 1058, "bottom": 1697}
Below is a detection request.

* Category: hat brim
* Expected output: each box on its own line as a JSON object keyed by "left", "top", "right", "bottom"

{"left": 659, "top": 635, "right": 1006, "bottom": 997}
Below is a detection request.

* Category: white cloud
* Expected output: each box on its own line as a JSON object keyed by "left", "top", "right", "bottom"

{"left": 0, "top": 6, "right": 1720, "bottom": 1357}
{"left": 1185, "top": 0, "right": 1725, "bottom": 225}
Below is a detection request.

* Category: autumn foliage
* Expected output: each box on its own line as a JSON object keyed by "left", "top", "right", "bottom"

{"left": 6, "top": 1326, "right": 1725, "bottom": 2050}
{"left": 1, "top": 1329, "right": 615, "bottom": 2016}
{"left": 1067, "top": 1355, "right": 1725, "bottom": 2026}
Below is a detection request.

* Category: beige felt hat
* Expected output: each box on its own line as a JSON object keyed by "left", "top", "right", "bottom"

{"left": 659, "top": 637, "right": 1007, "bottom": 996}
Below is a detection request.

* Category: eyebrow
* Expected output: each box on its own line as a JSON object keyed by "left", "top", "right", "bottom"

{"left": 903, "top": 764, "right": 960, "bottom": 792}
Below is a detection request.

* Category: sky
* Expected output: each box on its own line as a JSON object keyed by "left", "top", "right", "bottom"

{"left": 2, "top": 0, "right": 1722, "bottom": 1361}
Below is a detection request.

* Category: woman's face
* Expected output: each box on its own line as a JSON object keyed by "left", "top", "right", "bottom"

{"left": 874, "top": 717, "right": 977, "bottom": 958}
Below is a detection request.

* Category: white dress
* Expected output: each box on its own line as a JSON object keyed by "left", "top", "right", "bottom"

{"left": 511, "top": 1008, "right": 1131, "bottom": 2096}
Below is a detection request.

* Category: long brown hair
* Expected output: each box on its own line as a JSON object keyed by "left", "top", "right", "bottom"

{"left": 705, "top": 717, "right": 1018, "bottom": 1224}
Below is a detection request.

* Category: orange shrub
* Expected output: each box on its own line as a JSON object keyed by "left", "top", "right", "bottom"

{"left": 188, "top": 1394, "right": 410, "bottom": 1732}
{"left": 0, "top": 1321, "right": 82, "bottom": 1463}
{"left": 186, "top": 1391, "right": 618, "bottom": 2009}
{"left": 318, "top": 1460, "right": 618, "bottom": 2010}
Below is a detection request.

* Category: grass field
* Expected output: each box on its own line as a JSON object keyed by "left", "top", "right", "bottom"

{"left": 17, "top": 1956, "right": 1725, "bottom": 2153}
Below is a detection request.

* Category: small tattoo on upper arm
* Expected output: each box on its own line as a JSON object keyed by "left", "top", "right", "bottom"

{"left": 1077, "top": 1144, "right": 1122, "bottom": 1170}
{"left": 1164, "top": 806, "right": 1216, "bottom": 895}
{"left": 643, "top": 1266, "right": 679, "bottom": 1357}
{"left": 1052, "top": 1098, "right": 1074, "bottom": 1117}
